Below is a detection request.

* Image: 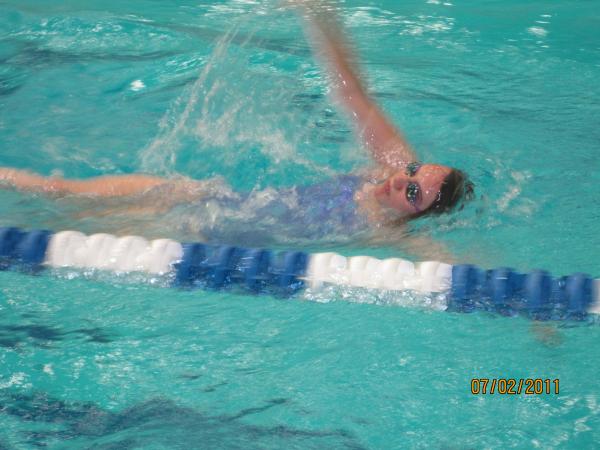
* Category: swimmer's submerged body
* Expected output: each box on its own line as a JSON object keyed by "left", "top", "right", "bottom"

{"left": 0, "top": 2, "right": 471, "bottom": 258}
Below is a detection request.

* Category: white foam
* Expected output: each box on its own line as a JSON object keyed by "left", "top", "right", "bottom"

{"left": 527, "top": 27, "right": 548, "bottom": 37}
{"left": 130, "top": 79, "right": 146, "bottom": 91}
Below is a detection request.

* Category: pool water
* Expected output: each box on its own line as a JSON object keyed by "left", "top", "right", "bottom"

{"left": 1, "top": 0, "right": 599, "bottom": 448}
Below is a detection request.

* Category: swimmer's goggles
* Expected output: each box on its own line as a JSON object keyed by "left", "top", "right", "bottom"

{"left": 405, "top": 162, "right": 421, "bottom": 206}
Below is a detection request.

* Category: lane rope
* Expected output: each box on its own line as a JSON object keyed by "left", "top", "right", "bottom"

{"left": 1, "top": 227, "right": 598, "bottom": 320}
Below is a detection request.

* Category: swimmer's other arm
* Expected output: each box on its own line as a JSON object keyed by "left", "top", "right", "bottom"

{"left": 297, "top": 2, "right": 418, "bottom": 168}
{"left": 0, "top": 168, "right": 167, "bottom": 197}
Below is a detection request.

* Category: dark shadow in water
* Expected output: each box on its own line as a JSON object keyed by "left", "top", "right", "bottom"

{"left": 0, "top": 324, "right": 64, "bottom": 349}
{"left": 201, "top": 381, "right": 228, "bottom": 393}
{"left": 69, "top": 327, "right": 115, "bottom": 344}
{"left": 0, "top": 392, "right": 365, "bottom": 449}
{"left": 178, "top": 373, "right": 203, "bottom": 381}
{"left": 0, "top": 323, "right": 115, "bottom": 348}
{"left": 0, "top": 440, "right": 16, "bottom": 450}
{"left": 0, "top": 77, "right": 22, "bottom": 97}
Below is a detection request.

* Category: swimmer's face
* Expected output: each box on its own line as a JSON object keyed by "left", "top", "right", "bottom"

{"left": 373, "top": 163, "right": 452, "bottom": 216}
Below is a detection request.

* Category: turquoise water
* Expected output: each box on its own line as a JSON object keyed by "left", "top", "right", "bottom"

{"left": 1, "top": 0, "right": 599, "bottom": 448}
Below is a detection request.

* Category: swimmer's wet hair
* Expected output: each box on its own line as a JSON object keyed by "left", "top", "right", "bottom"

{"left": 413, "top": 169, "right": 474, "bottom": 219}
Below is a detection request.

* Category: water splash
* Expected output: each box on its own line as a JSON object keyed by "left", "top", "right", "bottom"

{"left": 140, "top": 28, "right": 240, "bottom": 175}
{"left": 303, "top": 284, "right": 449, "bottom": 310}
{"left": 139, "top": 7, "right": 332, "bottom": 184}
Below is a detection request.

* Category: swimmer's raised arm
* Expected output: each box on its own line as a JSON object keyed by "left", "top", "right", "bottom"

{"left": 296, "top": 1, "right": 418, "bottom": 168}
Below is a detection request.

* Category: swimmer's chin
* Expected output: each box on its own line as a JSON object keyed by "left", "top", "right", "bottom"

{"left": 371, "top": 184, "right": 395, "bottom": 210}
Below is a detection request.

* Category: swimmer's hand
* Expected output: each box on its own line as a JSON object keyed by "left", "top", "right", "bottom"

{"left": 531, "top": 322, "right": 563, "bottom": 347}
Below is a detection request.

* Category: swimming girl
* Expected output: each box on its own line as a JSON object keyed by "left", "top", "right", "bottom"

{"left": 0, "top": 2, "right": 471, "bottom": 256}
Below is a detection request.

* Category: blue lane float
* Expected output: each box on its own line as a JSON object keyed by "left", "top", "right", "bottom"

{"left": 0, "top": 227, "right": 598, "bottom": 320}
{"left": 450, "top": 265, "right": 595, "bottom": 320}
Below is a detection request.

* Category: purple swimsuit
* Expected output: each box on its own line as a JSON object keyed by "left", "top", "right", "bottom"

{"left": 195, "top": 175, "right": 368, "bottom": 245}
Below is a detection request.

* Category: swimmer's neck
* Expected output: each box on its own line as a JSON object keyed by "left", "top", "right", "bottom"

{"left": 354, "top": 181, "right": 396, "bottom": 224}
